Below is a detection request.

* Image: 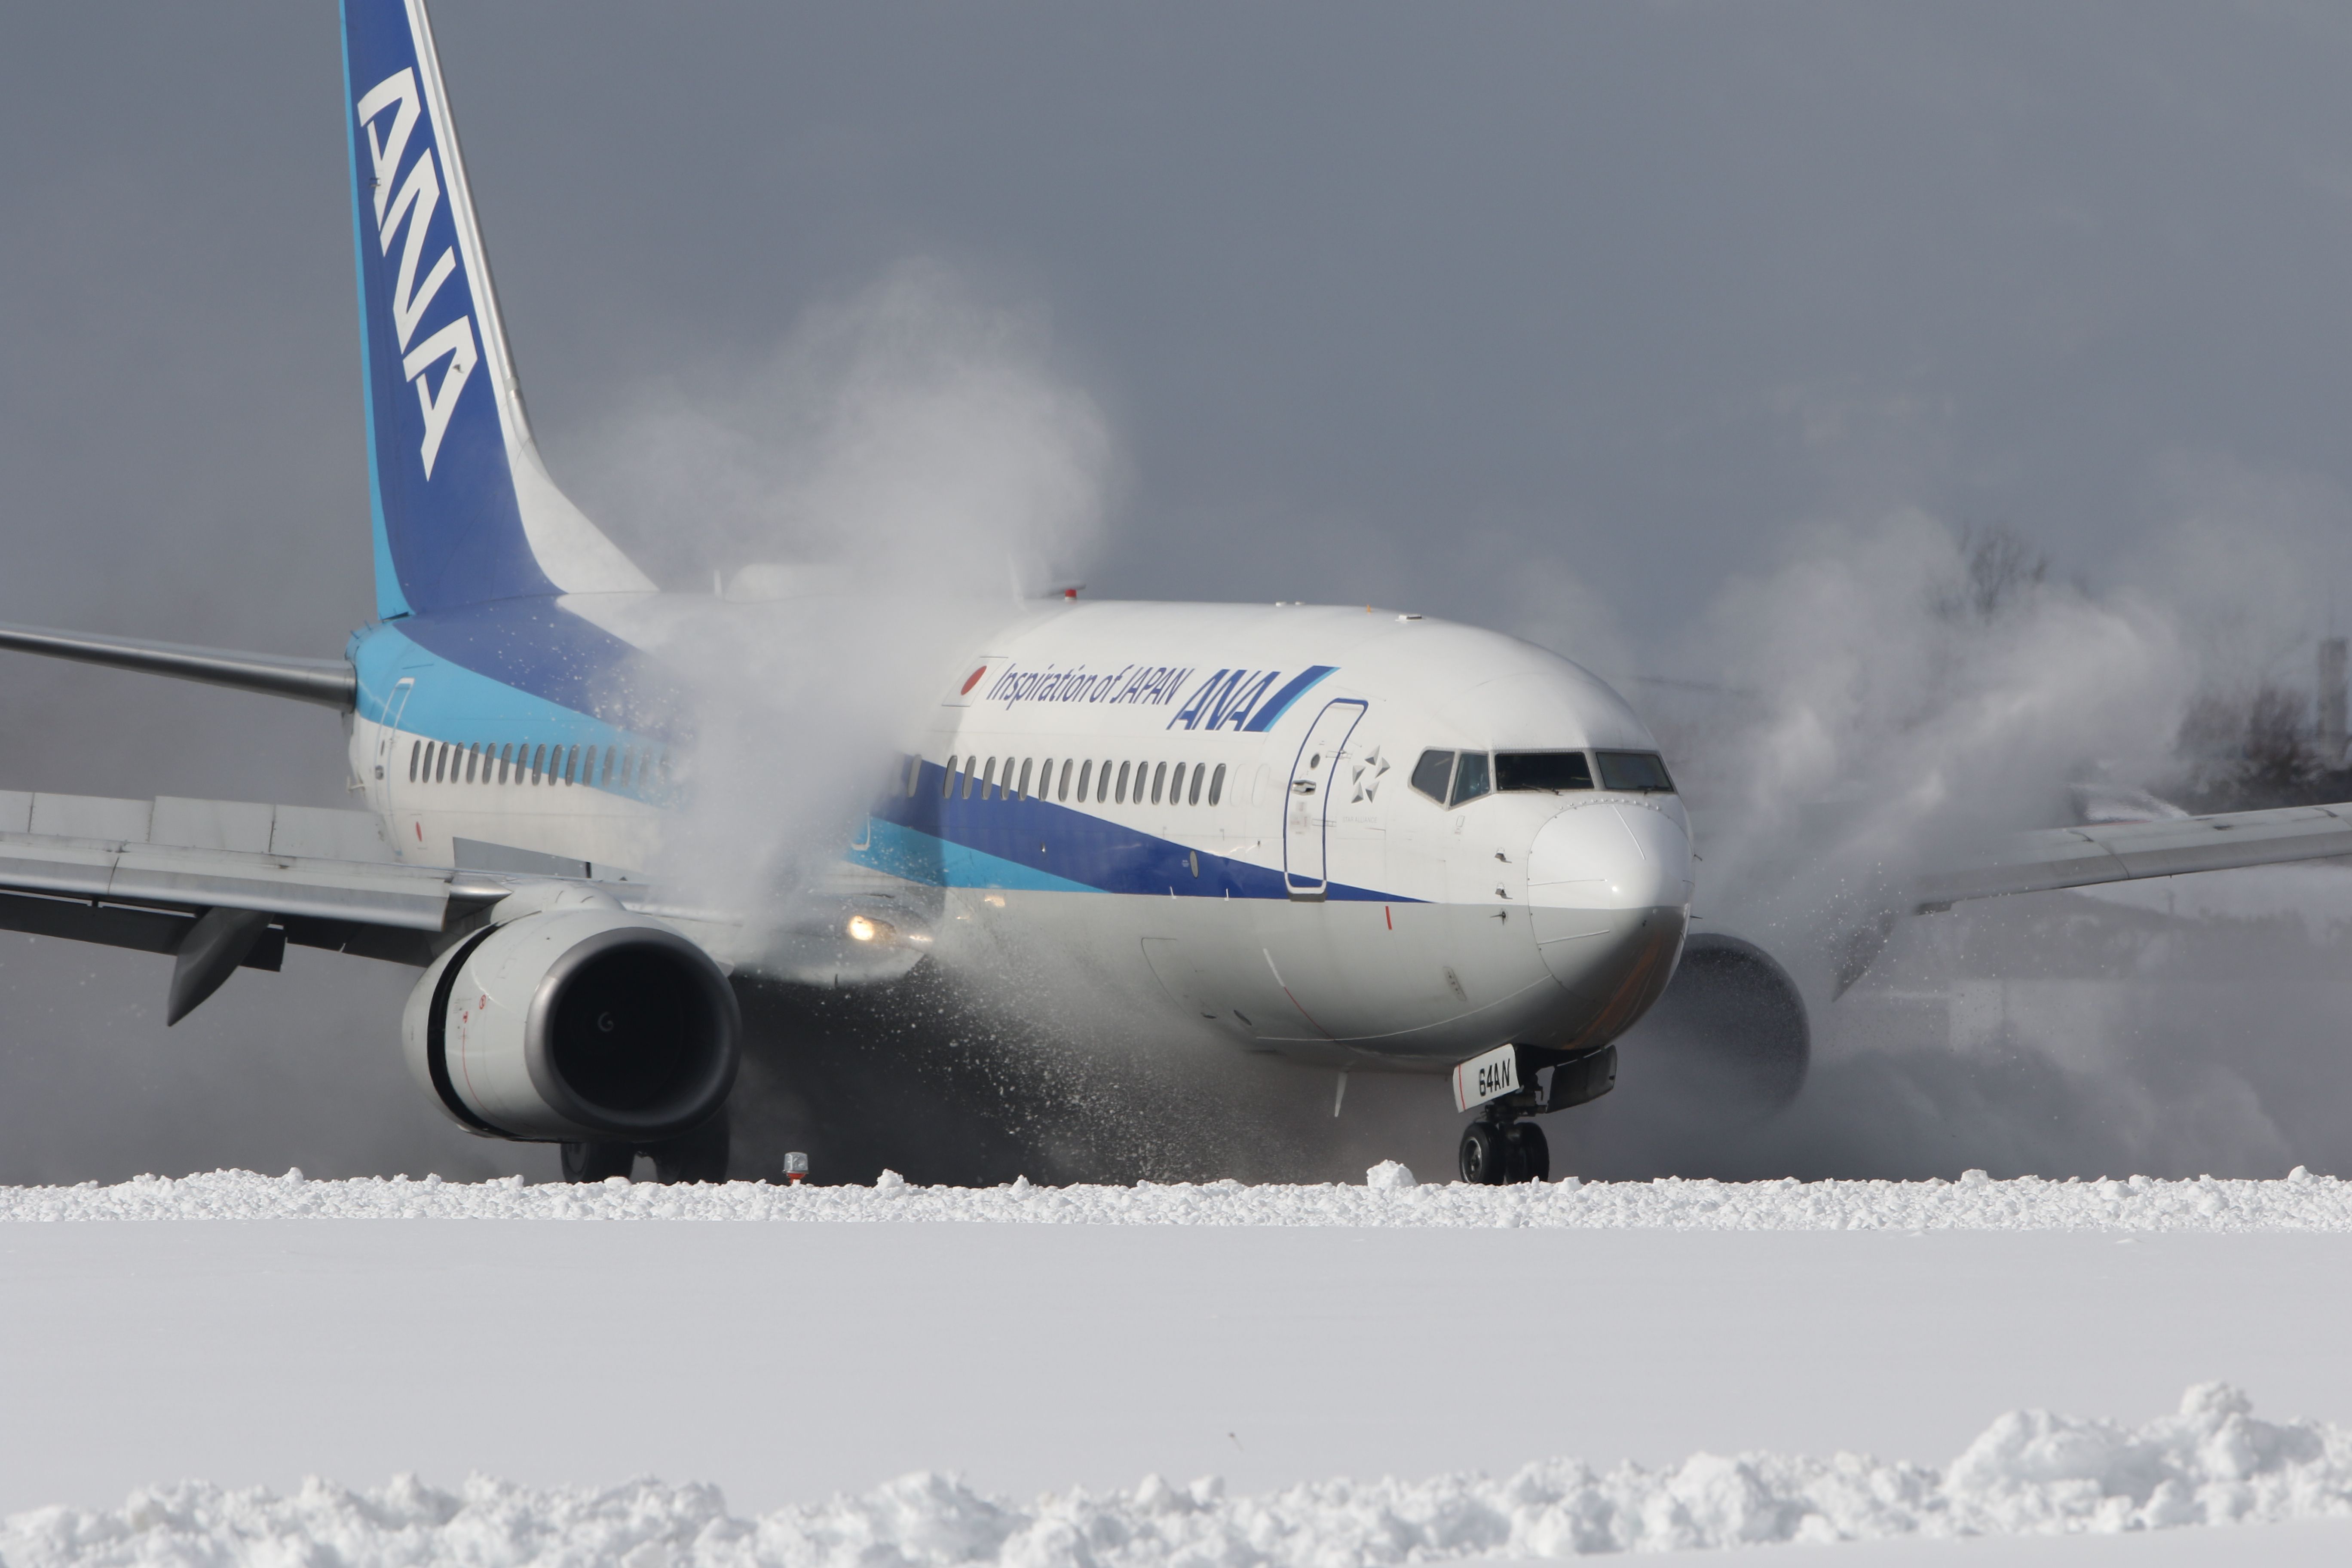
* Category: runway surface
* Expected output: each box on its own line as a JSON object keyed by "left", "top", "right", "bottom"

{"left": 3, "top": 1172, "right": 2352, "bottom": 1562}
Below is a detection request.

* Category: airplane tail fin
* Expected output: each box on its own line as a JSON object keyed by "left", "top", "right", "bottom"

{"left": 340, "top": 0, "right": 653, "bottom": 619}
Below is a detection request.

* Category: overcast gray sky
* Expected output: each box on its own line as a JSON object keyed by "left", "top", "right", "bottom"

{"left": 5, "top": 2, "right": 2352, "bottom": 1183}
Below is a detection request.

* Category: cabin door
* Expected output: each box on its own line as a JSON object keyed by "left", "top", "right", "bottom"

{"left": 375, "top": 678, "right": 416, "bottom": 808}
{"left": 1283, "top": 699, "right": 1366, "bottom": 899}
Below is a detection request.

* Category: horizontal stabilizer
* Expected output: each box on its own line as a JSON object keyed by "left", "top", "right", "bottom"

{"left": 0, "top": 621, "right": 354, "bottom": 709}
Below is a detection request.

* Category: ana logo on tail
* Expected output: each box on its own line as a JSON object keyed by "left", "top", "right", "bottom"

{"left": 355, "top": 68, "right": 476, "bottom": 480}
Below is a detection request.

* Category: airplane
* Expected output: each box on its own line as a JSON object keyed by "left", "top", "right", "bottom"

{"left": 4, "top": 0, "right": 2350, "bottom": 1186}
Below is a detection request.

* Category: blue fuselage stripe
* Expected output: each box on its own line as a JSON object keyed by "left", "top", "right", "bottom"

{"left": 361, "top": 616, "right": 1391, "bottom": 901}
{"left": 1241, "top": 665, "right": 1335, "bottom": 732}
{"left": 861, "top": 760, "right": 1410, "bottom": 902}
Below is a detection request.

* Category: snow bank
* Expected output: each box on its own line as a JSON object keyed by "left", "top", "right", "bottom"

{"left": 6, "top": 1385, "right": 2346, "bottom": 1564}
{"left": 3, "top": 1165, "right": 2352, "bottom": 1229}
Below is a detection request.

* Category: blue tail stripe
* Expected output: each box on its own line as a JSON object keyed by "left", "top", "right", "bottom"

{"left": 392, "top": 603, "right": 691, "bottom": 740}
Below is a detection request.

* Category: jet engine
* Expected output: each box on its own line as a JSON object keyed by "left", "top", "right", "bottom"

{"left": 1616, "top": 932, "right": 1809, "bottom": 1119}
{"left": 402, "top": 909, "right": 740, "bottom": 1143}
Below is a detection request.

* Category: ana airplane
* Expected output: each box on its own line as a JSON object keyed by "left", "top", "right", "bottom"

{"left": 5, "top": 0, "right": 2350, "bottom": 1185}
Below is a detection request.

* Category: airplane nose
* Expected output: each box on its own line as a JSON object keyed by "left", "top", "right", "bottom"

{"left": 1525, "top": 801, "right": 1693, "bottom": 1006}
{"left": 1527, "top": 800, "right": 1693, "bottom": 915}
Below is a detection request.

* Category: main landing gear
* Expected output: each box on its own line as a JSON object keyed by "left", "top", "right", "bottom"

{"left": 561, "top": 1115, "right": 732, "bottom": 1185}
{"left": 1453, "top": 1041, "right": 1617, "bottom": 1185}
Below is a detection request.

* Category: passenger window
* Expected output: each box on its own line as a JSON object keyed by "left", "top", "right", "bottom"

{"left": 1188, "top": 764, "right": 1204, "bottom": 805}
{"left": 601, "top": 746, "right": 616, "bottom": 787}
{"left": 943, "top": 755, "right": 959, "bottom": 797}
{"left": 460, "top": 744, "right": 474, "bottom": 784}
{"left": 1209, "top": 763, "right": 1226, "bottom": 805}
{"left": 530, "top": 744, "right": 545, "bottom": 783}
{"left": 1116, "top": 761, "right": 1132, "bottom": 803}
{"left": 1494, "top": 751, "right": 1593, "bottom": 793}
{"left": 496, "top": 744, "right": 511, "bottom": 784}
{"left": 1058, "top": 758, "right": 1073, "bottom": 801}
{"left": 407, "top": 741, "right": 420, "bottom": 782}
{"left": 1151, "top": 762, "right": 1166, "bottom": 804}
{"left": 1018, "top": 758, "right": 1034, "bottom": 800}
{"left": 1097, "top": 759, "right": 1112, "bottom": 802}
{"left": 1450, "top": 752, "right": 1491, "bottom": 806}
{"left": 1410, "top": 749, "right": 1455, "bottom": 803}
{"left": 1076, "top": 760, "right": 1092, "bottom": 801}
{"left": 1596, "top": 750, "right": 1675, "bottom": 793}
{"left": 979, "top": 757, "right": 995, "bottom": 799}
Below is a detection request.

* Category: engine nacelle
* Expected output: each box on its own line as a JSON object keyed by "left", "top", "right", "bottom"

{"left": 1617, "top": 932, "right": 1810, "bottom": 1121}
{"left": 403, "top": 909, "right": 741, "bottom": 1142}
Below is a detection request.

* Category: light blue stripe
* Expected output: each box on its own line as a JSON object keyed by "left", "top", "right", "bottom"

{"left": 351, "top": 624, "right": 667, "bottom": 800}
{"left": 339, "top": 0, "right": 411, "bottom": 623}
{"left": 850, "top": 817, "right": 1096, "bottom": 894}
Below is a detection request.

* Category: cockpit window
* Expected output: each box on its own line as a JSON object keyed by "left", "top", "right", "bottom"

{"left": 1449, "top": 750, "right": 1492, "bottom": 805}
{"left": 1495, "top": 751, "right": 1594, "bottom": 793}
{"left": 1410, "top": 749, "right": 1455, "bottom": 803}
{"left": 1596, "top": 750, "right": 1675, "bottom": 792}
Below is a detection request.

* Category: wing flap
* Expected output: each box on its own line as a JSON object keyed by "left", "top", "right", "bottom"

{"left": 0, "top": 831, "right": 480, "bottom": 931}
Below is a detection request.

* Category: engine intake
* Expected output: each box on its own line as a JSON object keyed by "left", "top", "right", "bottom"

{"left": 403, "top": 910, "right": 740, "bottom": 1142}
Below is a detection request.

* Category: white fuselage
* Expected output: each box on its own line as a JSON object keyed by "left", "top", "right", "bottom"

{"left": 351, "top": 597, "right": 1696, "bottom": 1073}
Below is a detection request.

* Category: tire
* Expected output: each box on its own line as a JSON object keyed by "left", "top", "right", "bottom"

{"left": 1507, "top": 1121, "right": 1550, "bottom": 1183}
{"left": 561, "top": 1141, "right": 635, "bottom": 1182}
{"left": 646, "top": 1115, "right": 731, "bottom": 1184}
{"left": 1458, "top": 1121, "right": 1507, "bottom": 1185}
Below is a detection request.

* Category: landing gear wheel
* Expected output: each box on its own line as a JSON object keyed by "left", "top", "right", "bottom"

{"left": 1459, "top": 1121, "right": 1507, "bottom": 1185}
{"left": 561, "top": 1141, "right": 635, "bottom": 1182}
{"left": 1507, "top": 1121, "right": 1550, "bottom": 1183}
{"left": 646, "top": 1115, "right": 731, "bottom": 1185}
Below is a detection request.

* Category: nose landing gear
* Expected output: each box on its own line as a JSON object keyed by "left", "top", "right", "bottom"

{"left": 1452, "top": 1041, "right": 1614, "bottom": 1184}
{"left": 1458, "top": 1114, "right": 1550, "bottom": 1184}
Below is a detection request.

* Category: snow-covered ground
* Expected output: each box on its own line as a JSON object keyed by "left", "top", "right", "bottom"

{"left": 5, "top": 1170, "right": 2352, "bottom": 1564}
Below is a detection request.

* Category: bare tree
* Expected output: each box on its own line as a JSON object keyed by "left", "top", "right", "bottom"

{"left": 1933, "top": 523, "right": 2052, "bottom": 624}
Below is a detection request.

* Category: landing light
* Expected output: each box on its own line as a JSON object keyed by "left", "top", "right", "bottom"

{"left": 846, "top": 914, "right": 895, "bottom": 943}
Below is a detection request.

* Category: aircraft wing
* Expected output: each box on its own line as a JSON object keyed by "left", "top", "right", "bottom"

{"left": 1916, "top": 800, "right": 2352, "bottom": 910}
{"left": 0, "top": 790, "right": 543, "bottom": 1021}
{"left": 0, "top": 790, "right": 926, "bottom": 1023}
